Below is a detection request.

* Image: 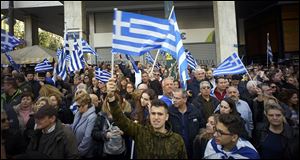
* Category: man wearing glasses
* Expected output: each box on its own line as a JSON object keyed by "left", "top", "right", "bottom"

{"left": 192, "top": 81, "right": 219, "bottom": 124}
{"left": 204, "top": 114, "right": 259, "bottom": 159}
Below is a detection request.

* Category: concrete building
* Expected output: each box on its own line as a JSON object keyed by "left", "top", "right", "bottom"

{"left": 1, "top": 1, "right": 299, "bottom": 66}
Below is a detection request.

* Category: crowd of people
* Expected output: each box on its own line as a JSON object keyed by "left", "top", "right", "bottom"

{"left": 1, "top": 60, "right": 299, "bottom": 159}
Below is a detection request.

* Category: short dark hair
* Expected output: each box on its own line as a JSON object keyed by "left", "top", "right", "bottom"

{"left": 34, "top": 104, "right": 57, "bottom": 119}
{"left": 21, "top": 91, "right": 35, "bottom": 101}
{"left": 3, "top": 76, "right": 18, "bottom": 89}
{"left": 217, "top": 114, "right": 244, "bottom": 136}
{"left": 15, "top": 73, "right": 26, "bottom": 83}
{"left": 151, "top": 99, "right": 168, "bottom": 114}
{"left": 215, "top": 76, "right": 226, "bottom": 84}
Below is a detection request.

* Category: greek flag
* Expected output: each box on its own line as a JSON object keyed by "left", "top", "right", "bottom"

{"left": 160, "top": 50, "right": 166, "bottom": 58}
{"left": 267, "top": 33, "right": 273, "bottom": 63}
{"left": 35, "top": 59, "right": 53, "bottom": 73}
{"left": 125, "top": 54, "right": 140, "bottom": 73}
{"left": 95, "top": 67, "right": 111, "bottom": 83}
{"left": 67, "top": 36, "right": 84, "bottom": 72}
{"left": 81, "top": 39, "right": 98, "bottom": 56}
{"left": 145, "top": 52, "right": 160, "bottom": 69}
{"left": 4, "top": 52, "right": 20, "bottom": 71}
{"left": 185, "top": 49, "right": 197, "bottom": 70}
{"left": 56, "top": 49, "right": 67, "bottom": 80}
{"left": 1, "top": 29, "right": 22, "bottom": 53}
{"left": 112, "top": 9, "right": 171, "bottom": 56}
{"left": 204, "top": 138, "right": 260, "bottom": 159}
{"left": 160, "top": 9, "right": 190, "bottom": 90}
{"left": 213, "top": 53, "right": 247, "bottom": 76}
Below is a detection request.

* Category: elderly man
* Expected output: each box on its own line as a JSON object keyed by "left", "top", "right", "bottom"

{"left": 158, "top": 77, "right": 175, "bottom": 107}
{"left": 192, "top": 81, "right": 220, "bottom": 124}
{"left": 168, "top": 89, "right": 204, "bottom": 159}
{"left": 187, "top": 67, "right": 206, "bottom": 100}
{"left": 18, "top": 105, "right": 80, "bottom": 159}
{"left": 215, "top": 86, "right": 254, "bottom": 138}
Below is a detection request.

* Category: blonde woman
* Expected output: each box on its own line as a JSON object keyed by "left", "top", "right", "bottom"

{"left": 70, "top": 91, "right": 97, "bottom": 158}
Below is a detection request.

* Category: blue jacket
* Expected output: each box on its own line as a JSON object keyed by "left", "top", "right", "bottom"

{"left": 168, "top": 103, "right": 205, "bottom": 159}
{"left": 71, "top": 106, "right": 97, "bottom": 158}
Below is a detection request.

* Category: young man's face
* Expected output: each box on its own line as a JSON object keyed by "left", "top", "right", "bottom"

{"left": 213, "top": 122, "right": 235, "bottom": 146}
{"left": 150, "top": 106, "right": 168, "bottom": 131}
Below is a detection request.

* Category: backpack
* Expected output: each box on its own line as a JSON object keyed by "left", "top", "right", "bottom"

{"left": 103, "top": 118, "right": 126, "bottom": 155}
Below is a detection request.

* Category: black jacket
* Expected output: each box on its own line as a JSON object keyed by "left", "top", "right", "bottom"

{"left": 168, "top": 103, "right": 205, "bottom": 159}
{"left": 192, "top": 95, "right": 219, "bottom": 124}
{"left": 91, "top": 112, "right": 107, "bottom": 158}
{"left": 26, "top": 120, "right": 80, "bottom": 159}
{"left": 253, "top": 122, "right": 299, "bottom": 159}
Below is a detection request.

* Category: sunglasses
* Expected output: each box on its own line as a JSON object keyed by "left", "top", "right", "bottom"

{"left": 201, "top": 86, "right": 210, "bottom": 89}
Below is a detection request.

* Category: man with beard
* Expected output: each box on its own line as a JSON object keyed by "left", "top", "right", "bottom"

{"left": 26, "top": 69, "right": 40, "bottom": 100}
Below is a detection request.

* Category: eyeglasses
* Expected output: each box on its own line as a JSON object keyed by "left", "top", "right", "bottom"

{"left": 215, "top": 128, "right": 233, "bottom": 136}
{"left": 1, "top": 118, "right": 8, "bottom": 123}
{"left": 201, "top": 86, "right": 210, "bottom": 89}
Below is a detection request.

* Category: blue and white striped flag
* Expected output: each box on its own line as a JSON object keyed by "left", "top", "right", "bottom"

{"left": 1, "top": 29, "right": 22, "bottom": 53}
{"left": 125, "top": 54, "right": 140, "bottom": 73}
{"left": 56, "top": 48, "right": 67, "bottom": 80}
{"left": 160, "top": 9, "right": 190, "bottom": 90}
{"left": 35, "top": 59, "right": 53, "bottom": 73}
{"left": 160, "top": 51, "right": 166, "bottom": 59}
{"left": 4, "top": 52, "right": 20, "bottom": 71}
{"left": 145, "top": 52, "right": 160, "bottom": 69}
{"left": 112, "top": 9, "right": 171, "bottom": 56}
{"left": 213, "top": 53, "right": 247, "bottom": 76}
{"left": 67, "top": 36, "right": 85, "bottom": 72}
{"left": 185, "top": 49, "right": 197, "bottom": 70}
{"left": 81, "top": 39, "right": 98, "bottom": 56}
{"left": 267, "top": 33, "right": 273, "bottom": 63}
{"left": 95, "top": 67, "right": 111, "bottom": 83}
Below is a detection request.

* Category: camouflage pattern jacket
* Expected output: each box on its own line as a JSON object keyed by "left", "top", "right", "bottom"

{"left": 109, "top": 100, "right": 187, "bottom": 159}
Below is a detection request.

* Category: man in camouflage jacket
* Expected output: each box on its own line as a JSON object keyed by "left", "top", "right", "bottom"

{"left": 106, "top": 78, "right": 187, "bottom": 159}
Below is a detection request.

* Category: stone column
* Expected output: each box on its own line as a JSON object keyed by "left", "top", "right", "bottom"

{"left": 213, "top": 1, "right": 238, "bottom": 64}
{"left": 24, "top": 15, "right": 39, "bottom": 46}
{"left": 64, "top": 1, "right": 86, "bottom": 39}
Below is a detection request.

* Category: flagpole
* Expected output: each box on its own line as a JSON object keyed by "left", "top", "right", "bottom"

{"left": 237, "top": 53, "right": 253, "bottom": 81}
{"left": 267, "top": 33, "right": 269, "bottom": 68}
{"left": 150, "top": 6, "right": 175, "bottom": 75}
{"left": 111, "top": 51, "right": 114, "bottom": 78}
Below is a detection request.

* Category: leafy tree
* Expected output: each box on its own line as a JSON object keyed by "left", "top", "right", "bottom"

{"left": 2, "top": 17, "right": 62, "bottom": 51}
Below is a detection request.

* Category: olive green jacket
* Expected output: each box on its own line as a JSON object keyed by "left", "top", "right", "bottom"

{"left": 109, "top": 100, "right": 187, "bottom": 159}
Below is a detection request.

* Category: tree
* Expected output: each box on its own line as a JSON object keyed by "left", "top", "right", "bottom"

{"left": 2, "top": 17, "right": 62, "bottom": 51}
{"left": 38, "top": 28, "right": 62, "bottom": 51}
